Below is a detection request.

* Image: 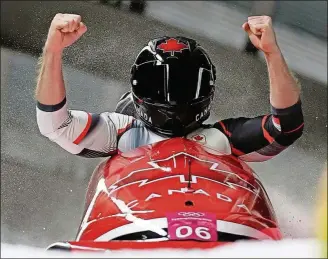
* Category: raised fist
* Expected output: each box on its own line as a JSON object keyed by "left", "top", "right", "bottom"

{"left": 242, "top": 16, "right": 280, "bottom": 54}
{"left": 44, "top": 13, "right": 87, "bottom": 53}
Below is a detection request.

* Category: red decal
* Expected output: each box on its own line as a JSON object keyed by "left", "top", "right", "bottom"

{"left": 272, "top": 116, "right": 280, "bottom": 125}
{"left": 192, "top": 134, "right": 206, "bottom": 144}
{"left": 157, "top": 38, "right": 189, "bottom": 55}
{"left": 194, "top": 135, "right": 203, "bottom": 141}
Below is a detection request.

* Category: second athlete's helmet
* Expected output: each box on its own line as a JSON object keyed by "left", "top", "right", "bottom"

{"left": 130, "top": 36, "right": 216, "bottom": 137}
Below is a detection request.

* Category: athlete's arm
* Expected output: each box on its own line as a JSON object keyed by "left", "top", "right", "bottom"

{"left": 243, "top": 16, "right": 300, "bottom": 109}
{"left": 265, "top": 50, "right": 300, "bottom": 109}
{"left": 213, "top": 101, "right": 303, "bottom": 161}
{"left": 212, "top": 16, "right": 304, "bottom": 161}
{"left": 35, "top": 14, "right": 135, "bottom": 157}
{"left": 35, "top": 13, "right": 87, "bottom": 105}
{"left": 35, "top": 50, "right": 66, "bottom": 106}
{"left": 36, "top": 103, "right": 135, "bottom": 157}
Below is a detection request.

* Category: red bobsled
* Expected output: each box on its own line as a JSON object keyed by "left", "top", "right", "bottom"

{"left": 48, "top": 138, "right": 282, "bottom": 252}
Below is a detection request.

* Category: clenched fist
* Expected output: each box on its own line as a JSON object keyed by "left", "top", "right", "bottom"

{"left": 44, "top": 13, "right": 87, "bottom": 53}
{"left": 242, "top": 16, "right": 280, "bottom": 55}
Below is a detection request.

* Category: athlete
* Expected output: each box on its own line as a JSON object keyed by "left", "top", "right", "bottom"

{"left": 35, "top": 14, "right": 304, "bottom": 161}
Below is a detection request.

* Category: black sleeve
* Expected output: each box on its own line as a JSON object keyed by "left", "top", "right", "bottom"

{"left": 212, "top": 100, "right": 304, "bottom": 161}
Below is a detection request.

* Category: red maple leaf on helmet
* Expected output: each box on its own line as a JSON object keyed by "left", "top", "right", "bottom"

{"left": 157, "top": 38, "right": 189, "bottom": 56}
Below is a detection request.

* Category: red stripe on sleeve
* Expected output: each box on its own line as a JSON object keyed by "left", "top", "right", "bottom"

{"left": 283, "top": 122, "right": 304, "bottom": 134}
{"left": 118, "top": 122, "right": 133, "bottom": 136}
{"left": 73, "top": 113, "right": 92, "bottom": 145}
{"left": 231, "top": 145, "right": 245, "bottom": 156}
{"left": 218, "top": 121, "right": 232, "bottom": 137}
{"left": 262, "top": 115, "right": 275, "bottom": 144}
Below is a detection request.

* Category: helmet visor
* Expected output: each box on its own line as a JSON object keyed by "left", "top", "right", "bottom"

{"left": 133, "top": 61, "right": 214, "bottom": 104}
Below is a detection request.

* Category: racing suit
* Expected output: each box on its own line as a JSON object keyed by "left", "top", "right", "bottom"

{"left": 36, "top": 93, "right": 304, "bottom": 162}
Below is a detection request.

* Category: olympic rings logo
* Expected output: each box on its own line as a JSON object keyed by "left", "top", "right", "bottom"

{"left": 178, "top": 212, "right": 205, "bottom": 217}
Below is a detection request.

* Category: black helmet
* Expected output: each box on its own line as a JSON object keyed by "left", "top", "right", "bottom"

{"left": 130, "top": 36, "right": 216, "bottom": 137}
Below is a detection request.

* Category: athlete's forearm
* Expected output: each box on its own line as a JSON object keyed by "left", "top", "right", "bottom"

{"left": 265, "top": 50, "right": 301, "bottom": 109}
{"left": 35, "top": 49, "right": 66, "bottom": 105}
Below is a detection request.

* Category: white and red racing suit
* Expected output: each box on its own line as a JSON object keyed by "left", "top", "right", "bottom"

{"left": 36, "top": 93, "right": 304, "bottom": 162}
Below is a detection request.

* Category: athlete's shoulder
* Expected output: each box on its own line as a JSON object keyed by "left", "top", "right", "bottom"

{"left": 99, "top": 111, "right": 145, "bottom": 132}
{"left": 187, "top": 125, "right": 231, "bottom": 155}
